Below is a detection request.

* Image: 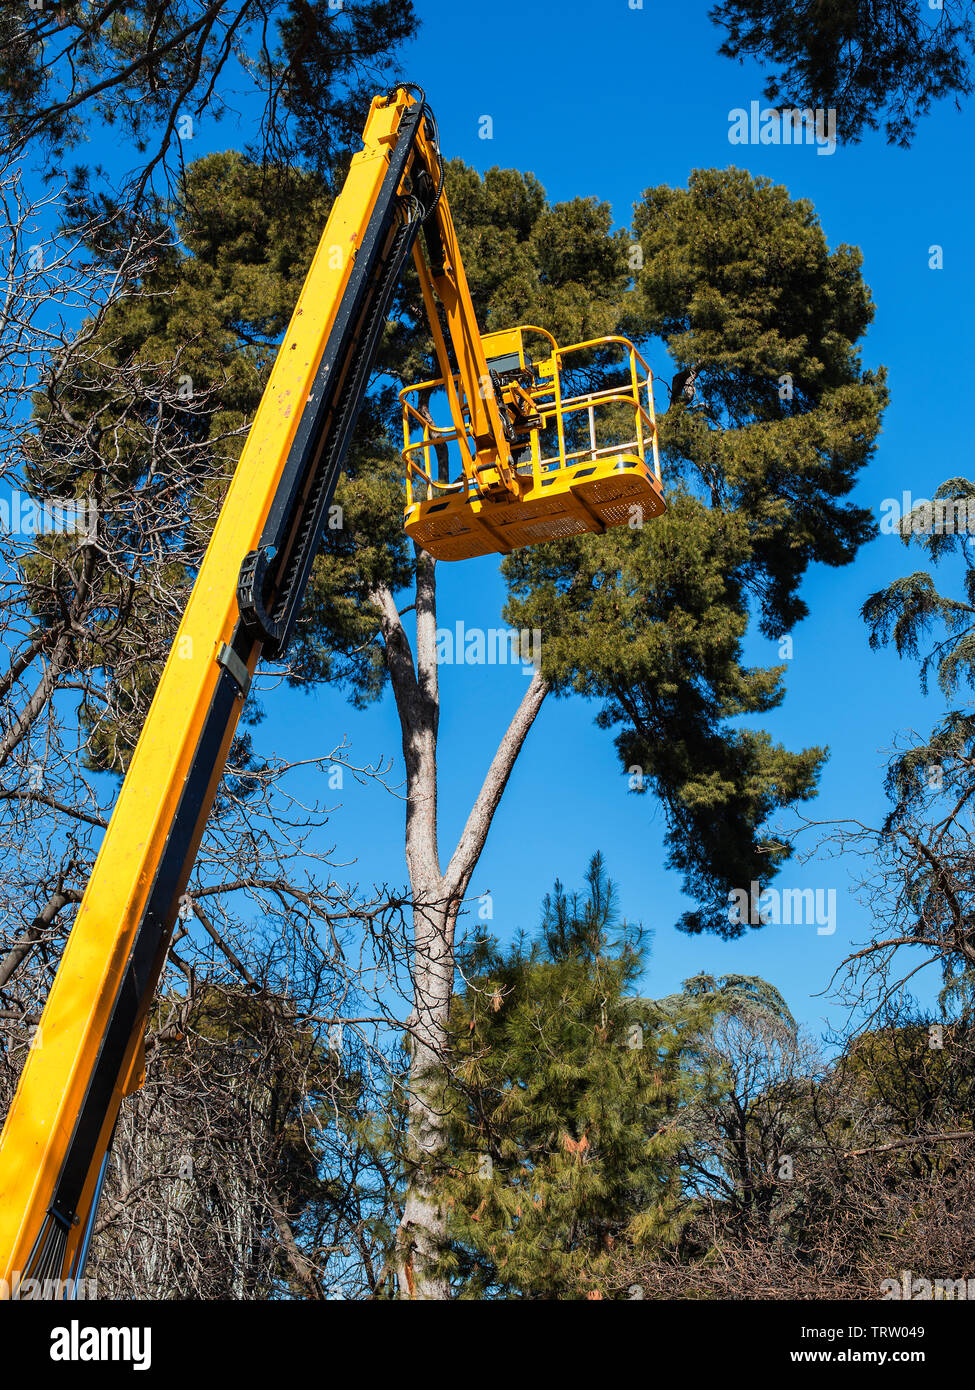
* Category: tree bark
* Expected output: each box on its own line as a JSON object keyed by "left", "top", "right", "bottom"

{"left": 0, "top": 879, "right": 81, "bottom": 991}
{"left": 370, "top": 552, "right": 548, "bottom": 1297}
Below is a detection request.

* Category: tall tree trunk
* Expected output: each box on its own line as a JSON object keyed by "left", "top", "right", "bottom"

{"left": 371, "top": 550, "right": 547, "bottom": 1298}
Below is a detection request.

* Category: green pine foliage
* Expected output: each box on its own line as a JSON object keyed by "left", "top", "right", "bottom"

{"left": 504, "top": 168, "right": 885, "bottom": 934}
{"left": 862, "top": 476, "right": 975, "bottom": 814}
{"left": 435, "top": 853, "right": 701, "bottom": 1300}
{"left": 710, "top": 0, "right": 975, "bottom": 148}
{"left": 27, "top": 153, "right": 886, "bottom": 937}
{"left": 0, "top": 2, "right": 419, "bottom": 176}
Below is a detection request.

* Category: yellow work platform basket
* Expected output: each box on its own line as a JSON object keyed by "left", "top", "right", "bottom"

{"left": 401, "top": 327, "right": 665, "bottom": 561}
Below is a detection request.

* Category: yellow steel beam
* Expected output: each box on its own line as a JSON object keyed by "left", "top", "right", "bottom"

{"left": 0, "top": 88, "right": 421, "bottom": 1291}
{"left": 410, "top": 120, "right": 517, "bottom": 495}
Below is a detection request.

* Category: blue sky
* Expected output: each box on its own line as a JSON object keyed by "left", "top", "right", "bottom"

{"left": 265, "top": 0, "right": 970, "bottom": 1042}
{"left": 12, "top": 0, "right": 974, "bottom": 1043}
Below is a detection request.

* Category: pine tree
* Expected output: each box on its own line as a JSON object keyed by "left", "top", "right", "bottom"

{"left": 863, "top": 476, "right": 975, "bottom": 815}
{"left": 504, "top": 167, "right": 887, "bottom": 935}
{"left": 436, "top": 854, "right": 697, "bottom": 1300}
{"left": 710, "top": 0, "right": 975, "bottom": 147}
{"left": 0, "top": 1, "right": 419, "bottom": 181}
{"left": 24, "top": 151, "right": 887, "bottom": 1295}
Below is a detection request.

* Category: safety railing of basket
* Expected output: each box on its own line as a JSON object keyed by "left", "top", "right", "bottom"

{"left": 401, "top": 332, "right": 661, "bottom": 506}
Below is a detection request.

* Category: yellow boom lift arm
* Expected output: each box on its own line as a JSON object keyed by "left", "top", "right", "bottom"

{"left": 0, "top": 86, "right": 664, "bottom": 1294}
